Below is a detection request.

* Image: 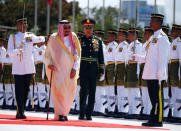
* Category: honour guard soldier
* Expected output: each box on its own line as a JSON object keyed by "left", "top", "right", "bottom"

{"left": 161, "top": 25, "right": 171, "bottom": 119}
{"left": 93, "top": 30, "right": 106, "bottom": 116}
{"left": 0, "top": 38, "right": 6, "bottom": 108}
{"left": 7, "top": 18, "right": 45, "bottom": 119}
{"left": 138, "top": 27, "right": 153, "bottom": 120}
{"left": 125, "top": 28, "right": 143, "bottom": 119}
{"left": 2, "top": 42, "right": 14, "bottom": 109}
{"left": 115, "top": 28, "right": 129, "bottom": 117}
{"left": 94, "top": 30, "right": 104, "bottom": 40}
{"left": 34, "top": 42, "right": 47, "bottom": 111}
{"left": 4, "top": 42, "right": 17, "bottom": 110}
{"left": 79, "top": 19, "right": 104, "bottom": 120}
{"left": 162, "top": 26, "right": 169, "bottom": 36}
{"left": 135, "top": 14, "right": 170, "bottom": 127}
{"left": 170, "top": 24, "right": 181, "bottom": 121}
{"left": 104, "top": 29, "right": 118, "bottom": 117}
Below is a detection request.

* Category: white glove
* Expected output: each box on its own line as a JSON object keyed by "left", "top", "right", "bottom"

{"left": 99, "top": 74, "right": 105, "bottom": 81}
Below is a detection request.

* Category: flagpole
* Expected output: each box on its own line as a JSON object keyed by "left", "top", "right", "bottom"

{"left": 101, "top": 0, "right": 105, "bottom": 30}
{"left": 34, "top": 0, "right": 38, "bottom": 34}
{"left": 87, "top": 0, "right": 89, "bottom": 18}
{"left": 118, "top": 0, "right": 121, "bottom": 29}
{"left": 173, "top": 0, "right": 176, "bottom": 24}
{"left": 46, "top": 3, "right": 50, "bottom": 36}
{"left": 154, "top": 0, "right": 157, "bottom": 13}
{"left": 22, "top": 2, "right": 26, "bottom": 31}
{"left": 133, "top": 0, "right": 138, "bottom": 54}
{"left": 72, "top": 0, "right": 75, "bottom": 32}
{"left": 59, "top": 0, "right": 62, "bottom": 21}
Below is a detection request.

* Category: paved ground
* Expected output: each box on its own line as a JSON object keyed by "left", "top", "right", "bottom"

{"left": 0, "top": 109, "right": 180, "bottom": 131}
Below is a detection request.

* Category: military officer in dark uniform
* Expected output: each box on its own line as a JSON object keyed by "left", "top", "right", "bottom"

{"left": 79, "top": 19, "right": 104, "bottom": 120}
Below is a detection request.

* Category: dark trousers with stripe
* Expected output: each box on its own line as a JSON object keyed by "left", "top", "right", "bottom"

{"left": 147, "top": 80, "right": 164, "bottom": 123}
{"left": 14, "top": 74, "right": 32, "bottom": 114}
{"left": 79, "top": 76, "right": 97, "bottom": 117}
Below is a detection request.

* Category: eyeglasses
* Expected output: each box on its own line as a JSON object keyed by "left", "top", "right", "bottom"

{"left": 64, "top": 26, "right": 71, "bottom": 29}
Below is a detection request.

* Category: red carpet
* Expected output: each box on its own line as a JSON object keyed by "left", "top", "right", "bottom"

{"left": 0, "top": 114, "right": 169, "bottom": 130}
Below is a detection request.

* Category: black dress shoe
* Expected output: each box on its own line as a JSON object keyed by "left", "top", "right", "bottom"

{"left": 142, "top": 121, "right": 163, "bottom": 127}
{"left": 86, "top": 116, "right": 92, "bottom": 121}
{"left": 64, "top": 116, "right": 68, "bottom": 121}
{"left": 16, "top": 113, "right": 26, "bottom": 119}
{"left": 58, "top": 115, "right": 65, "bottom": 121}
{"left": 78, "top": 115, "right": 85, "bottom": 120}
{"left": 124, "top": 114, "right": 134, "bottom": 119}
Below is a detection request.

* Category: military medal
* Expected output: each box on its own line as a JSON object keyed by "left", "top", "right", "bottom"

{"left": 108, "top": 48, "right": 112, "bottom": 52}
{"left": 92, "top": 39, "right": 99, "bottom": 52}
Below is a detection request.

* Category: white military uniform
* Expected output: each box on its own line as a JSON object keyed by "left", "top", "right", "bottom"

{"left": 127, "top": 40, "right": 143, "bottom": 115}
{"left": 33, "top": 45, "right": 47, "bottom": 109}
{"left": 104, "top": 41, "right": 117, "bottom": 113}
{"left": 2, "top": 50, "right": 14, "bottom": 107}
{"left": 0, "top": 46, "right": 6, "bottom": 106}
{"left": 114, "top": 40, "right": 129, "bottom": 113}
{"left": 174, "top": 37, "right": 181, "bottom": 118}
{"left": 137, "top": 40, "right": 152, "bottom": 116}
{"left": 7, "top": 32, "right": 45, "bottom": 74}
{"left": 7, "top": 31, "right": 45, "bottom": 113}
{"left": 169, "top": 37, "right": 180, "bottom": 118}
{"left": 94, "top": 41, "right": 106, "bottom": 114}
{"left": 141, "top": 29, "right": 169, "bottom": 80}
{"left": 135, "top": 29, "right": 170, "bottom": 122}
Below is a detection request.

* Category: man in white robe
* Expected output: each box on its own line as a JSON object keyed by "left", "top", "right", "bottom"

{"left": 44, "top": 20, "right": 81, "bottom": 121}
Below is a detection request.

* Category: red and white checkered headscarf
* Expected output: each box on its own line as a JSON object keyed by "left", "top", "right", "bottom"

{"left": 57, "top": 21, "right": 76, "bottom": 55}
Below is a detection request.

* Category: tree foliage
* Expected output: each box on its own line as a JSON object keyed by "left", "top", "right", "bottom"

{"left": 0, "top": 0, "right": 81, "bottom": 35}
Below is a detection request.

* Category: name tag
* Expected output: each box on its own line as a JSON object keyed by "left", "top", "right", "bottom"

{"left": 173, "top": 45, "right": 177, "bottom": 50}
{"left": 152, "top": 38, "right": 158, "bottom": 43}
{"left": 119, "top": 48, "right": 123, "bottom": 52}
